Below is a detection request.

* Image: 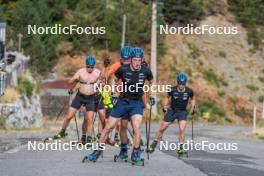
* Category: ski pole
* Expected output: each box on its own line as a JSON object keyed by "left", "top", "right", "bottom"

{"left": 55, "top": 97, "right": 69, "bottom": 124}
{"left": 74, "top": 114, "right": 80, "bottom": 141}
{"left": 147, "top": 104, "right": 152, "bottom": 160}
{"left": 92, "top": 112, "right": 97, "bottom": 139}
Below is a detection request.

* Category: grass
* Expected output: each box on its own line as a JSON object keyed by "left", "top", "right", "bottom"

{"left": 218, "top": 51, "right": 226, "bottom": 58}
{"left": 17, "top": 76, "right": 35, "bottom": 97}
{"left": 0, "top": 87, "right": 20, "bottom": 103}
{"left": 234, "top": 107, "right": 251, "bottom": 119}
{"left": 199, "top": 100, "right": 226, "bottom": 118}
{"left": 188, "top": 43, "right": 201, "bottom": 59}
{"left": 229, "top": 96, "right": 238, "bottom": 104}
{"left": 246, "top": 84, "right": 259, "bottom": 92}
{"left": 259, "top": 95, "right": 264, "bottom": 103}
{"left": 185, "top": 67, "right": 193, "bottom": 77}
{"left": 203, "top": 69, "right": 228, "bottom": 87}
{"left": 217, "top": 90, "right": 225, "bottom": 97}
{"left": 0, "top": 117, "right": 6, "bottom": 129}
{"left": 258, "top": 77, "right": 264, "bottom": 83}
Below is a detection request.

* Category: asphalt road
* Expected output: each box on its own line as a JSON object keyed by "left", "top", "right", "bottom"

{"left": 0, "top": 123, "right": 264, "bottom": 176}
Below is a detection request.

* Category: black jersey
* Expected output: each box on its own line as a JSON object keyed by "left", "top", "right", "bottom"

{"left": 115, "top": 64, "right": 153, "bottom": 100}
{"left": 168, "top": 86, "right": 194, "bottom": 111}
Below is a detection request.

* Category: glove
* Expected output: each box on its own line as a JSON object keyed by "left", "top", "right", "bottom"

{"left": 162, "top": 107, "right": 168, "bottom": 113}
{"left": 68, "top": 89, "right": 74, "bottom": 95}
{"left": 149, "top": 96, "right": 155, "bottom": 106}
{"left": 104, "top": 58, "right": 110, "bottom": 67}
{"left": 111, "top": 96, "right": 118, "bottom": 106}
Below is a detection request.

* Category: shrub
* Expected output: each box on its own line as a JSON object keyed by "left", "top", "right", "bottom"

{"left": 17, "top": 76, "right": 35, "bottom": 98}
{"left": 185, "top": 68, "right": 193, "bottom": 77}
{"left": 199, "top": 100, "right": 226, "bottom": 117}
{"left": 218, "top": 51, "right": 226, "bottom": 58}
{"left": 259, "top": 95, "right": 264, "bottom": 103}
{"left": 258, "top": 77, "right": 264, "bottom": 83}
{"left": 188, "top": 43, "right": 201, "bottom": 59}
{"left": 217, "top": 90, "right": 225, "bottom": 97}
{"left": 246, "top": 84, "right": 259, "bottom": 92}
{"left": 234, "top": 107, "right": 251, "bottom": 119}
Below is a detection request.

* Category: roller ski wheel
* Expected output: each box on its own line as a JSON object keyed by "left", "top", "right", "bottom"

{"left": 177, "top": 150, "right": 188, "bottom": 158}
{"left": 131, "top": 159, "right": 144, "bottom": 166}
{"left": 82, "top": 156, "right": 88, "bottom": 163}
{"left": 114, "top": 155, "right": 128, "bottom": 162}
{"left": 43, "top": 137, "right": 53, "bottom": 143}
{"left": 146, "top": 146, "right": 155, "bottom": 154}
{"left": 82, "top": 150, "right": 102, "bottom": 163}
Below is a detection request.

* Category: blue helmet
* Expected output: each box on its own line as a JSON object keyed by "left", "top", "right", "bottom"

{"left": 177, "top": 72, "right": 187, "bottom": 84}
{"left": 86, "top": 55, "right": 96, "bottom": 66}
{"left": 120, "top": 46, "right": 132, "bottom": 60}
{"left": 132, "top": 47, "right": 144, "bottom": 58}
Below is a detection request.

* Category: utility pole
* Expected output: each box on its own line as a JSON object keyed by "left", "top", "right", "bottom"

{"left": 121, "top": 0, "right": 126, "bottom": 47}
{"left": 151, "top": 1, "right": 157, "bottom": 116}
{"left": 262, "top": 100, "right": 264, "bottom": 119}
{"left": 253, "top": 105, "right": 257, "bottom": 130}
{"left": 18, "top": 33, "right": 23, "bottom": 52}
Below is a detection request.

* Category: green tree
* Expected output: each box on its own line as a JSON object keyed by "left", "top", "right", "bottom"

{"left": 162, "top": 0, "right": 203, "bottom": 24}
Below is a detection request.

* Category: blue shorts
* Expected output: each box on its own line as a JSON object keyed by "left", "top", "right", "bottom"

{"left": 164, "top": 109, "right": 188, "bottom": 122}
{"left": 110, "top": 99, "right": 144, "bottom": 119}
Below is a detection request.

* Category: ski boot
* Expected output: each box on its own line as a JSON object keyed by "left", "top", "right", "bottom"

{"left": 106, "top": 137, "right": 115, "bottom": 146}
{"left": 114, "top": 144, "right": 128, "bottom": 162}
{"left": 82, "top": 150, "right": 103, "bottom": 163}
{"left": 131, "top": 148, "right": 144, "bottom": 166}
{"left": 177, "top": 144, "right": 188, "bottom": 158}
{"left": 44, "top": 130, "right": 67, "bottom": 142}
{"left": 147, "top": 140, "right": 158, "bottom": 154}
{"left": 114, "top": 133, "right": 120, "bottom": 147}
{"left": 84, "top": 136, "right": 93, "bottom": 149}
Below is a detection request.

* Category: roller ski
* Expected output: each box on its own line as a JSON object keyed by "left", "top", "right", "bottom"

{"left": 43, "top": 130, "right": 67, "bottom": 143}
{"left": 82, "top": 150, "right": 103, "bottom": 163}
{"left": 71, "top": 136, "right": 93, "bottom": 149}
{"left": 177, "top": 144, "right": 188, "bottom": 158}
{"left": 147, "top": 140, "right": 158, "bottom": 154}
{"left": 130, "top": 148, "right": 144, "bottom": 166}
{"left": 114, "top": 144, "right": 128, "bottom": 162}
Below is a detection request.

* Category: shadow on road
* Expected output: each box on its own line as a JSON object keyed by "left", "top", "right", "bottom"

{"left": 161, "top": 142, "right": 264, "bottom": 176}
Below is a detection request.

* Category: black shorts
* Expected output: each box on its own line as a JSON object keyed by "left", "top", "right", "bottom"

{"left": 164, "top": 109, "right": 188, "bottom": 122}
{"left": 71, "top": 92, "right": 95, "bottom": 111}
{"left": 106, "top": 108, "right": 112, "bottom": 119}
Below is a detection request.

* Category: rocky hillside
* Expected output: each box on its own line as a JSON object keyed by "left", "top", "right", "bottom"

{"left": 158, "top": 14, "right": 264, "bottom": 124}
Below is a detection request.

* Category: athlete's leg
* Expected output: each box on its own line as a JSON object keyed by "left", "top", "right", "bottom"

{"left": 178, "top": 120, "right": 187, "bottom": 144}
{"left": 85, "top": 111, "right": 94, "bottom": 137}
{"left": 130, "top": 114, "right": 143, "bottom": 148}
{"left": 120, "top": 119, "right": 128, "bottom": 144}
{"left": 154, "top": 120, "right": 171, "bottom": 140}
{"left": 97, "top": 109, "right": 106, "bottom": 134}
{"left": 99, "top": 117, "right": 119, "bottom": 143}
{"left": 62, "top": 107, "right": 78, "bottom": 129}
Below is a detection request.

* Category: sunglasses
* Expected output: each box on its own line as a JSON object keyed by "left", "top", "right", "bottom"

{"left": 86, "top": 65, "right": 94, "bottom": 69}
{"left": 178, "top": 82, "right": 186, "bottom": 85}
